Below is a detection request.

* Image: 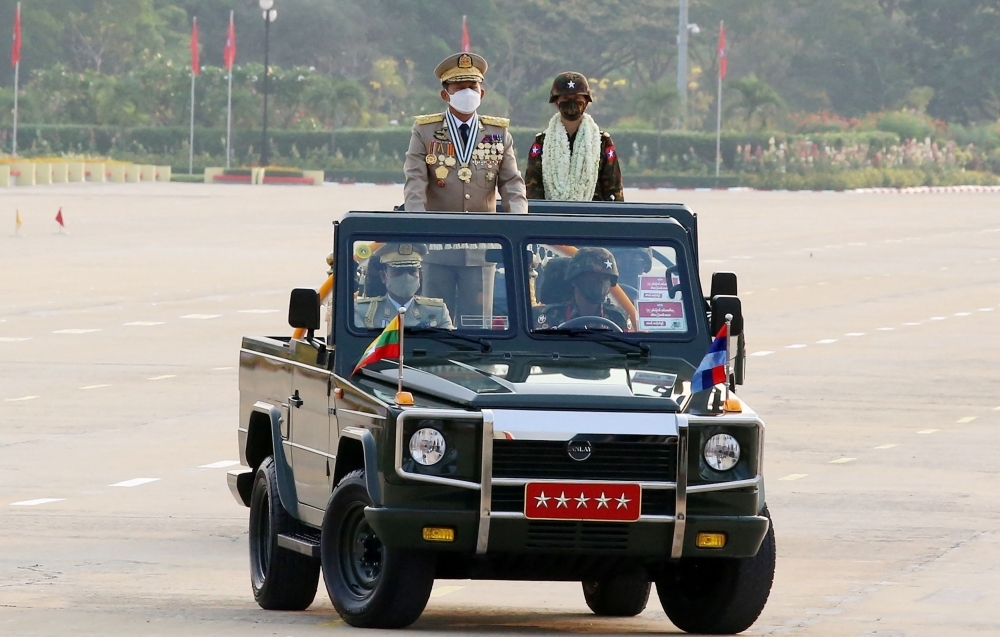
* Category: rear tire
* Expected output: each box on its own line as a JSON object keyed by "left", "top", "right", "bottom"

{"left": 655, "top": 507, "right": 776, "bottom": 634}
{"left": 248, "top": 456, "right": 320, "bottom": 610}
{"left": 321, "top": 469, "right": 435, "bottom": 628}
{"left": 582, "top": 571, "right": 651, "bottom": 617}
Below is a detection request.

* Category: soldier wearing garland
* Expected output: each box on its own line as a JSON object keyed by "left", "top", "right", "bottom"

{"left": 402, "top": 52, "right": 527, "bottom": 327}
{"left": 524, "top": 72, "right": 624, "bottom": 202}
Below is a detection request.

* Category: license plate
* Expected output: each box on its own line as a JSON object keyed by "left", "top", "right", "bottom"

{"left": 523, "top": 482, "right": 641, "bottom": 522}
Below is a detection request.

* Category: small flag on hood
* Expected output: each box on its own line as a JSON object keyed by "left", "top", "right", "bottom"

{"left": 691, "top": 323, "right": 728, "bottom": 393}
{"left": 353, "top": 315, "right": 401, "bottom": 375}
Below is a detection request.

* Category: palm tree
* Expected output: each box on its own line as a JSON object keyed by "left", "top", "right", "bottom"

{"left": 726, "top": 74, "right": 784, "bottom": 130}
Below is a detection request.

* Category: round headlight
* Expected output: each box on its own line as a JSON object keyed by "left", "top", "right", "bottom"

{"left": 409, "top": 428, "right": 446, "bottom": 466}
{"left": 704, "top": 433, "right": 740, "bottom": 471}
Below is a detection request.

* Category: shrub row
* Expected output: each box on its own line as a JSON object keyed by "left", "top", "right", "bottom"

{"left": 10, "top": 124, "right": 902, "bottom": 173}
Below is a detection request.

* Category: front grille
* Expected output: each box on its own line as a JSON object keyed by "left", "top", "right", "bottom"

{"left": 527, "top": 521, "right": 630, "bottom": 550}
{"left": 492, "top": 438, "right": 677, "bottom": 482}
{"left": 491, "top": 484, "right": 675, "bottom": 516}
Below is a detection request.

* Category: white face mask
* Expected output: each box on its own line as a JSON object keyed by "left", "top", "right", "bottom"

{"left": 448, "top": 88, "right": 482, "bottom": 115}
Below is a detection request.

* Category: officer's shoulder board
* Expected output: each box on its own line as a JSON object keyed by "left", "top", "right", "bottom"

{"left": 356, "top": 295, "right": 385, "bottom": 305}
{"left": 601, "top": 130, "right": 612, "bottom": 139}
{"left": 413, "top": 296, "right": 445, "bottom": 307}
{"left": 480, "top": 115, "right": 510, "bottom": 128}
{"left": 414, "top": 113, "right": 445, "bottom": 125}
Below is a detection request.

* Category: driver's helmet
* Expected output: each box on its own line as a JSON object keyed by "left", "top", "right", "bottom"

{"left": 566, "top": 247, "right": 619, "bottom": 286}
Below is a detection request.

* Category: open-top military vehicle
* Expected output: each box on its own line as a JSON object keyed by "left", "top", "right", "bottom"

{"left": 228, "top": 201, "right": 774, "bottom": 633}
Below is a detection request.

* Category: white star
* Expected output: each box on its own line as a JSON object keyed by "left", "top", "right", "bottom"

{"left": 604, "top": 259, "right": 613, "bottom": 269}
{"left": 567, "top": 80, "right": 576, "bottom": 88}
{"left": 534, "top": 491, "right": 550, "bottom": 508}
{"left": 555, "top": 492, "right": 570, "bottom": 508}
{"left": 575, "top": 493, "right": 590, "bottom": 508}
{"left": 616, "top": 493, "right": 632, "bottom": 509}
{"left": 596, "top": 492, "right": 610, "bottom": 509}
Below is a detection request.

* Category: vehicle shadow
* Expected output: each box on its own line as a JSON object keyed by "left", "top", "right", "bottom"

{"left": 414, "top": 607, "right": 682, "bottom": 634}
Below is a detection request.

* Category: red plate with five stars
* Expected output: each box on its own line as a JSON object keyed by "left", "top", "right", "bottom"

{"left": 523, "top": 482, "right": 642, "bottom": 522}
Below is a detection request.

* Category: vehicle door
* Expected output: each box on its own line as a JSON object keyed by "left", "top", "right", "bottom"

{"left": 288, "top": 344, "right": 334, "bottom": 511}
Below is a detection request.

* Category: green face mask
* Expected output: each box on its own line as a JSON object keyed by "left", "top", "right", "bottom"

{"left": 558, "top": 100, "right": 585, "bottom": 121}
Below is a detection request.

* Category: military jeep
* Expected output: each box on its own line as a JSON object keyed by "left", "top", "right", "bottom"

{"left": 228, "top": 201, "right": 774, "bottom": 633}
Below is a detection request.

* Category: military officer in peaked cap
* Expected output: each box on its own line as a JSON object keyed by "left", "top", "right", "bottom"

{"left": 525, "top": 72, "right": 624, "bottom": 202}
{"left": 536, "top": 247, "right": 632, "bottom": 332}
{"left": 354, "top": 243, "right": 453, "bottom": 330}
{"left": 403, "top": 52, "right": 527, "bottom": 327}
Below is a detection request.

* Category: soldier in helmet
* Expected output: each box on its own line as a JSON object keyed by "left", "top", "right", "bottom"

{"left": 525, "top": 72, "right": 624, "bottom": 202}
{"left": 536, "top": 247, "right": 632, "bottom": 331}
{"left": 354, "top": 243, "right": 453, "bottom": 330}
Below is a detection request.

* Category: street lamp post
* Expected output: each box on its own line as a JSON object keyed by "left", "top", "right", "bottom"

{"left": 259, "top": 0, "right": 277, "bottom": 166}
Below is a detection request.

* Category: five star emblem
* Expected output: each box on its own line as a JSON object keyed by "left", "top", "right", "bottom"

{"left": 595, "top": 492, "right": 611, "bottom": 509}
{"left": 616, "top": 493, "right": 632, "bottom": 509}
{"left": 575, "top": 493, "right": 590, "bottom": 508}
{"left": 555, "top": 492, "right": 570, "bottom": 508}
{"left": 567, "top": 80, "right": 576, "bottom": 88}
{"left": 535, "top": 491, "right": 550, "bottom": 508}
{"left": 604, "top": 259, "right": 614, "bottom": 269}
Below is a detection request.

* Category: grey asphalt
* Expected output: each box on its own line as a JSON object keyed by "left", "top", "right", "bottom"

{"left": 1, "top": 182, "right": 998, "bottom": 636}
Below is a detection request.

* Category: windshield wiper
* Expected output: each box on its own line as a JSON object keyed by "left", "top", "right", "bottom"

{"left": 544, "top": 328, "right": 650, "bottom": 358}
{"left": 406, "top": 327, "right": 492, "bottom": 353}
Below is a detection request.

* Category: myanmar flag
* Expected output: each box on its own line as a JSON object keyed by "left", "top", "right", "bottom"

{"left": 353, "top": 315, "right": 401, "bottom": 375}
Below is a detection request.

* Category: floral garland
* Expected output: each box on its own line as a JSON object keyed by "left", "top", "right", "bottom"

{"left": 541, "top": 112, "right": 601, "bottom": 201}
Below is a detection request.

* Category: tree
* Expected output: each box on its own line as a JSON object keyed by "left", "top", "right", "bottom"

{"left": 727, "top": 74, "right": 784, "bottom": 130}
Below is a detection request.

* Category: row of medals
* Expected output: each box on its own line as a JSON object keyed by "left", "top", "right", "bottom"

{"left": 426, "top": 137, "right": 504, "bottom": 184}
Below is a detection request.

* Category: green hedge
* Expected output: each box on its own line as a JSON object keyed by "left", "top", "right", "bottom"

{"left": 12, "top": 124, "right": 901, "bottom": 173}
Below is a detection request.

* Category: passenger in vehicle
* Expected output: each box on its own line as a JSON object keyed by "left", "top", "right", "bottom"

{"left": 535, "top": 247, "right": 632, "bottom": 331}
{"left": 354, "top": 243, "right": 454, "bottom": 329}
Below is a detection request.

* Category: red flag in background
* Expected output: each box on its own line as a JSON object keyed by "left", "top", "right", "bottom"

{"left": 190, "top": 17, "right": 200, "bottom": 75}
{"left": 11, "top": 2, "right": 22, "bottom": 66}
{"left": 461, "top": 15, "right": 471, "bottom": 52}
{"left": 223, "top": 13, "right": 237, "bottom": 70}
{"left": 55, "top": 208, "right": 64, "bottom": 228}
{"left": 717, "top": 22, "right": 727, "bottom": 79}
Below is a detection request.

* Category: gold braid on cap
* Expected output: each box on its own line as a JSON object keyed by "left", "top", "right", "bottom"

{"left": 440, "top": 66, "right": 484, "bottom": 84}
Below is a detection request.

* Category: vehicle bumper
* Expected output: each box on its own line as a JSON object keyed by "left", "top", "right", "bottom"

{"left": 228, "top": 468, "right": 254, "bottom": 507}
{"left": 365, "top": 507, "right": 769, "bottom": 558}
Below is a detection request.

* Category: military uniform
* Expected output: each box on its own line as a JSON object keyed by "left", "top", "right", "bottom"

{"left": 534, "top": 247, "right": 633, "bottom": 332}
{"left": 353, "top": 243, "right": 454, "bottom": 330}
{"left": 524, "top": 72, "right": 624, "bottom": 202}
{"left": 402, "top": 52, "right": 527, "bottom": 327}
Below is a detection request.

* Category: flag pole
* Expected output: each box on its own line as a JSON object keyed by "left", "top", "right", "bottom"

{"left": 396, "top": 307, "right": 406, "bottom": 399}
{"left": 226, "top": 10, "right": 234, "bottom": 170}
{"left": 715, "top": 20, "right": 724, "bottom": 178}
{"left": 12, "top": 2, "right": 21, "bottom": 156}
{"left": 189, "top": 17, "right": 197, "bottom": 175}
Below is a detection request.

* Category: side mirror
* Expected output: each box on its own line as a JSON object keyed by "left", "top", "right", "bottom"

{"left": 711, "top": 271, "right": 738, "bottom": 297}
{"left": 711, "top": 295, "right": 743, "bottom": 336}
{"left": 288, "top": 288, "right": 321, "bottom": 332}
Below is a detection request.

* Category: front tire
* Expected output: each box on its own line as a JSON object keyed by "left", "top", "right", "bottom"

{"left": 321, "top": 469, "right": 435, "bottom": 628}
{"left": 582, "top": 570, "right": 651, "bottom": 617}
{"left": 248, "top": 456, "right": 320, "bottom": 610}
{"left": 655, "top": 507, "right": 776, "bottom": 634}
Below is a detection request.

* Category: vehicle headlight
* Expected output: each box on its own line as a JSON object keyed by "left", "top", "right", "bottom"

{"left": 704, "top": 433, "right": 740, "bottom": 471}
{"left": 409, "top": 428, "right": 446, "bottom": 466}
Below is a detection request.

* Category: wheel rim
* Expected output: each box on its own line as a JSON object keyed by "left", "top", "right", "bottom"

{"left": 339, "top": 501, "right": 382, "bottom": 598}
{"left": 251, "top": 489, "right": 272, "bottom": 585}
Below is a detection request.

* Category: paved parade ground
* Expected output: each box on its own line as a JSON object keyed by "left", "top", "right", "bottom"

{"left": 2, "top": 182, "right": 999, "bottom": 636}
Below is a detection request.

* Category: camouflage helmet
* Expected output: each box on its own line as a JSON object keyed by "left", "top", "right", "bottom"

{"left": 549, "top": 71, "right": 593, "bottom": 103}
{"left": 566, "top": 247, "right": 619, "bottom": 285}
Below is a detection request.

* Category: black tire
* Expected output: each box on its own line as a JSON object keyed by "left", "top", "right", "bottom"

{"left": 655, "top": 507, "right": 776, "bottom": 634}
{"left": 582, "top": 571, "right": 651, "bottom": 617}
{"left": 321, "top": 469, "right": 435, "bottom": 628}
{"left": 248, "top": 456, "right": 320, "bottom": 610}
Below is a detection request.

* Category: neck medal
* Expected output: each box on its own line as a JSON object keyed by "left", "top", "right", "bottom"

{"left": 446, "top": 110, "right": 480, "bottom": 184}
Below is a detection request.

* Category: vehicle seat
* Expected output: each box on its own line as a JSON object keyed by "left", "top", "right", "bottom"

{"left": 536, "top": 257, "right": 573, "bottom": 304}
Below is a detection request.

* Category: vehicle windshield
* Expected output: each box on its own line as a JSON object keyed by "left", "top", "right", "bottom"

{"left": 351, "top": 236, "right": 511, "bottom": 333}
{"left": 527, "top": 240, "right": 692, "bottom": 336}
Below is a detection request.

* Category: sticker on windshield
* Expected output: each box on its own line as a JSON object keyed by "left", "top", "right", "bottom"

{"left": 636, "top": 275, "right": 687, "bottom": 332}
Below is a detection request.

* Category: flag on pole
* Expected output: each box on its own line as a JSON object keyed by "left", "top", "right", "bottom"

{"left": 224, "top": 13, "right": 237, "bottom": 70}
{"left": 353, "top": 315, "right": 401, "bottom": 375}
{"left": 11, "top": 3, "right": 21, "bottom": 66}
{"left": 190, "top": 17, "right": 200, "bottom": 75}
{"left": 15, "top": 209, "right": 22, "bottom": 234}
{"left": 691, "top": 323, "right": 728, "bottom": 392}
{"left": 461, "top": 15, "right": 471, "bottom": 52}
{"left": 55, "top": 207, "right": 64, "bottom": 228}
{"left": 717, "top": 22, "right": 727, "bottom": 79}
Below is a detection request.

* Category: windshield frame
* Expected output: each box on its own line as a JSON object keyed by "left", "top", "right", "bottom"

{"left": 523, "top": 237, "right": 700, "bottom": 342}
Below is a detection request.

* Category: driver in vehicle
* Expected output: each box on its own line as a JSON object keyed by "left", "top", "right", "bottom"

{"left": 354, "top": 243, "right": 454, "bottom": 329}
{"left": 536, "top": 247, "right": 633, "bottom": 331}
